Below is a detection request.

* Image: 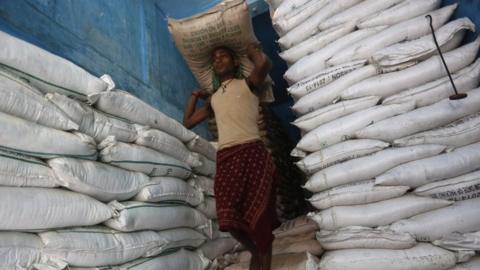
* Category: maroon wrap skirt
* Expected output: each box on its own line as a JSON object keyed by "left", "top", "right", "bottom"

{"left": 214, "top": 140, "right": 279, "bottom": 253}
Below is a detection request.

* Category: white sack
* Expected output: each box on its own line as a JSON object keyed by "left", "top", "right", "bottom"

{"left": 200, "top": 237, "right": 239, "bottom": 260}
{"left": 296, "top": 102, "right": 415, "bottom": 152}
{"left": 316, "top": 226, "right": 416, "bottom": 250}
{"left": 136, "top": 128, "right": 200, "bottom": 167}
{"left": 280, "top": 22, "right": 356, "bottom": 65}
{"left": 293, "top": 96, "right": 380, "bottom": 132}
{"left": 186, "top": 135, "right": 216, "bottom": 161}
{"left": 308, "top": 195, "right": 452, "bottom": 230}
{"left": 309, "top": 180, "right": 409, "bottom": 209}
{"left": 372, "top": 18, "right": 475, "bottom": 66}
{"left": 196, "top": 196, "right": 217, "bottom": 219}
{"left": 278, "top": 0, "right": 362, "bottom": 49}
{"left": 434, "top": 232, "right": 480, "bottom": 251}
{"left": 383, "top": 58, "right": 480, "bottom": 108}
{"left": 285, "top": 26, "right": 386, "bottom": 83}
{"left": 99, "top": 137, "right": 192, "bottom": 179}
{"left": 288, "top": 60, "right": 365, "bottom": 100}
{"left": 134, "top": 177, "right": 204, "bottom": 206}
{"left": 292, "top": 65, "right": 379, "bottom": 115}
{"left": 0, "top": 111, "right": 97, "bottom": 159}
{"left": 342, "top": 37, "right": 480, "bottom": 100}
{"left": 0, "top": 70, "right": 77, "bottom": 131}
{"left": 414, "top": 170, "right": 480, "bottom": 201}
{"left": 356, "top": 87, "right": 480, "bottom": 142}
{"left": 297, "top": 139, "right": 389, "bottom": 174}
{"left": 319, "top": 0, "right": 404, "bottom": 30}
{"left": 40, "top": 227, "right": 172, "bottom": 267}
{"left": 390, "top": 198, "right": 480, "bottom": 242}
{"left": 0, "top": 187, "right": 114, "bottom": 230}
{"left": 319, "top": 243, "right": 456, "bottom": 270}
{"left": 117, "top": 249, "right": 210, "bottom": 270}
{"left": 272, "top": 0, "right": 311, "bottom": 20}
{"left": 188, "top": 175, "right": 215, "bottom": 197}
{"left": 0, "top": 232, "right": 47, "bottom": 270}
{"left": 357, "top": 0, "right": 442, "bottom": 29}
{"left": 273, "top": 0, "right": 329, "bottom": 36}
{"left": 304, "top": 144, "right": 445, "bottom": 192}
{"left": 273, "top": 215, "right": 319, "bottom": 239}
{"left": 376, "top": 142, "right": 480, "bottom": 188}
{"left": 0, "top": 150, "right": 58, "bottom": 188}
{"left": 226, "top": 252, "right": 320, "bottom": 270}
{"left": 447, "top": 257, "right": 480, "bottom": 270}
{"left": 192, "top": 153, "right": 216, "bottom": 177}
{"left": 0, "top": 30, "right": 107, "bottom": 100}
{"left": 48, "top": 158, "right": 149, "bottom": 202}
{"left": 89, "top": 90, "right": 195, "bottom": 142}
{"left": 46, "top": 93, "right": 137, "bottom": 143}
{"left": 330, "top": 4, "right": 456, "bottom": 66}
{"left": 105, "top": 201, "right": 211, "bottom": 233}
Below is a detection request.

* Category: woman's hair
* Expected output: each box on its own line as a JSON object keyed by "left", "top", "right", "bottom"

{"left": 211, "top": 46, "right": 244, "bottom": 91}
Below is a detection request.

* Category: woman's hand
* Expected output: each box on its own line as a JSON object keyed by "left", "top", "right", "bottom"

{"left": 192, "top": 89, "right": 210, "bottom": 100}
{"left": 247, "top": 42, "right": 263, "bottom": 59}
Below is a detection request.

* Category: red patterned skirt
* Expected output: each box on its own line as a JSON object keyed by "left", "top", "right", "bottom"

{"left": 214, "top": 140, "right": 279, "bottom": 254}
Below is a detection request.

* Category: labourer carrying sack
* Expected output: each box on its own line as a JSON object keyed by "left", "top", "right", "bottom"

{"left": 169, "top": 1, "right": 279, "bottom": 269}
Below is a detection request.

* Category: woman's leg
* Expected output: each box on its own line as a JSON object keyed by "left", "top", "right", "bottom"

{"left": 229, "top": 230, "right": 260, "bottom": 270}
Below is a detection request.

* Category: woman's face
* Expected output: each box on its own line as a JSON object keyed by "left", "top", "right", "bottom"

{"left": 212, "top": 47, "right": 236, "bottom": 77}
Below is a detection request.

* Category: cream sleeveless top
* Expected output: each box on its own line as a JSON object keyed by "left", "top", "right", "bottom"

{"left": 211, "top": 79, "right": 260, "bottom": 149}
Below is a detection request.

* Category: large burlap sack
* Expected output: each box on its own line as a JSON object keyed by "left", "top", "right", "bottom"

{"left": 447, "top": 257, "right": 480, "bottom": 270}
{"left": 434, "top": 232, "right": 480, "bottom": 251}
{"left": 309, "top": 180, "right": 409, "bottom": 209}
{"left": 308, "top": 195, "right": 452, "bottom": 230}
{"left": 319, "top": 243, "right": 457, "bottom": 270}
{"left": 280, "top": 22, "right": 356, "bottom": 65}
{"left": 46, "top": 93, "right": 138, "bottom": 143}
{"left": 39, "top": 227, "right": 169, "bottom": 267}
{"left": 278, "top": 0, "right": 362, "bottom": 49}
{"left": 136, "top": 128, "right": 200, "bottom": 167}
{"left": 304, "top": 144, "right": 445, "bottom": 192}
{"left": 293, "top": 96, "right": 380, "bottom": 133}
{"left": 393, "top": 111, "right": 480, "bottom": 148}
{"left": 272, "top": 0, "right": 329, "bottom": 36}
{"left": 383, "top": 58, "right": 480, "bottom": 108}
{"left": 116, "top": 249, "right": 211, "bottom": 270}
{"left": 285, "top": 25, "right": 386, "bottom": 83}
{"left": 414, "top": 170, "right": 480, "bottom": 201}
{"left": 168, "top": 0, "right": 273, "bottom": 102}
{"left": 105, "top": 201, "right": 211, "bottom": 234}
{"left": 89, "top": 90, "right": 196, "bottom": 142}
{"left": 342, "top": 37, "right": 480, "bottom": 100}
{"left": 288, "top": 60, "right": 366, "bottom": 100}
{"left": 0, "top": 30, "right": 108, "bottom": 100}
{"left": 357, "top": 0, "right": 441, "bottom": 29}
{"left": 273, "top": 215, "right": 319, "bottom": 239}
{"left": 328, "top": 4, "right": 457, "bottom": 66}
{"left": 376, "top": 142, "right": 480, "bottom": 188}
{"left": 226, "top": 252, "right": 320, "bottom": 270}
{"left": 99, "top": 137, "right": 192, "bottom": 179}
{"left": 292, "top": 65, "right": 380, "bottom": 115}
{"left": 319, "top": 0, "right": 404, "bottom": 30}
{"left": 0, "top": 70, "right": 77, "bottom": 131}
{"left": 0, "top": 111, "right": 97, "bottom": 159}
{"left": 0, "top": 150, "right": 58, "bottom": 188}
{"left": 372, "top": 18, "right": 475, "bottom": 66}
{"left": 134, "top": 177, "right": 204, "bottom": 206}
{"left": 0, "top": 232, "right": 65, "bottom": 270}
{"left": 297, "top": 139, "right": 389, "bottom": 174}
{"left": 296, "top": 102, "right": 415, "bottom": 152}
{"left": 317, "top": 226, "right": 416, "bottom": 250}
{"left": 390, "top": 198, "right": 480, "bottom": 242}
{"left": 0, "top": 187, "right": 114, "bottom": 230}
{"left": 48, "top": 158, "right": 149, "bottom": 202}
{"left": 356, "top": 88, "right": 480, "bottom": 142}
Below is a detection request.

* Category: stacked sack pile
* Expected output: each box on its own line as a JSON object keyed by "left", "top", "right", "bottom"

{"left": 268, "top": 0, "right": 480, "bottom": 269}
{"left": 0, "top": 28, "right": 242, "bottom": 269}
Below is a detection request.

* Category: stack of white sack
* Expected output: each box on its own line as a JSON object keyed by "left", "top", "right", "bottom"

{"left": 0, "top": 28, "right": 222, "bottom": 269}
{"left": 267, "top": 0, "right": 480, "bottom": 269}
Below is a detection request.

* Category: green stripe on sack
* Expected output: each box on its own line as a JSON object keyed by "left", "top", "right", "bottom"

{"left": 0, "top": 145, "right": 97, "bottom": 159}
{"left": 0, "top": 152, "right": 48, "bottom": 167}
{"left": 0, "top": 63, "right": 87, "bottom": 96}
{"left": 109, "top": 160, "right": 191, "bottom": 172}
{"left": 124, "top": 201, "right": 189, "bottom": 210}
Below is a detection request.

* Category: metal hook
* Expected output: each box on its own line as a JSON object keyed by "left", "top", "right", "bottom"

{"left": 425, "top": 14, "right": 467, "bottom": 100}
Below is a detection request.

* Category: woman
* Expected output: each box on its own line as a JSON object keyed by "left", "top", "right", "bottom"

{"left": 183, "top": 43, "right": 279, "bottom": 270}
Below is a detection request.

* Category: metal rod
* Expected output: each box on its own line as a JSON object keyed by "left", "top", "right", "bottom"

{"left": 425, "top": 14, "right": 467, "bottom": 100}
